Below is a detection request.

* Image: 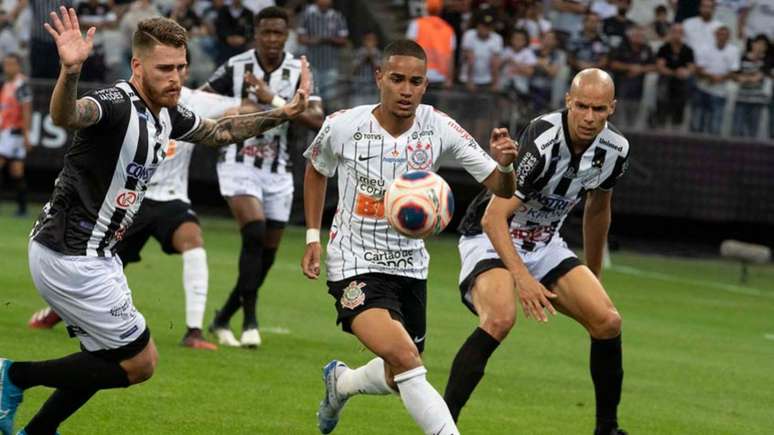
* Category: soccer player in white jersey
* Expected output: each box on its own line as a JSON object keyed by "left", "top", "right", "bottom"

{"left": 201, "top": 6, "right": 325, "bottom": 348}
{"left": 27, "top": 63, "right": 244, "bottom": 350}
{"left": 301, "top": 40, "right": 518, "bottom": 435}
{"left": 0, "top": 9, "right": 310, "bottom": 435}
{"left": 446, "top": 69, "right": 630, "bottom": 435}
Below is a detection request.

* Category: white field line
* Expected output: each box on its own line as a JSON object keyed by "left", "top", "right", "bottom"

{"left": 262, "top": 326, "right": 291, "bottom": 335}
{"left": 609, "top": 265, "right": 770, "bottom": 298}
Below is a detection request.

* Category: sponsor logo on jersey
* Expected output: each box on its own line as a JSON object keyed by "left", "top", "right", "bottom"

{"left": 539, "top": 136, "right": 560, "bottom": 151}
{"left": 126, "top": 162, "right": 156, "bottom": 184}
{"left": 357, "top": 174, "right": 386, "bottom": 198}
{"left": 115, "top": 190, "right": 138, "bottom": 208}
{"left": 411, "top": 130, "right": 434, "bottom": 140}
{"left": 517, "top": 152, "right": 539, "bottom": 186}
{"left": 364, "top": 249, "right": 415, "bottom": 268}
{"left": 519, "top": 193, "right": 578, "bottom": 221}
{"left": 383, "top": 147, "right": 406, "bottom": 164}
{"left": 447, "top": 120, "right": 472, "bottom": 140}
{"left": 353, "top": 131, "right": 383, "bottom": 141}
{"left": 340, "top": 281, "right": 366, "bottom": 309}
{"left": 407, "top": 142, "right": 433, "bottom": 170}
{"left": 598, "top": 137, "right": 623, "bottom": 152}
{"left": 94, "top": 87, "right": 125, "bottom": 103}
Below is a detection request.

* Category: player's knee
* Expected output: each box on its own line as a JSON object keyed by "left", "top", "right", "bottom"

{"left": 241, "top": 220, "right": 266, "bottom": 246}
{"left": 124, "top": 343, "right": 159, "bottom": 385}
{"left": 482, "top": 311, "right": 516, "bottom": 341}
{"left": 382, "top": 344, "right": 422, "bottom": 373}
{"left": 591, "top": 309, "right": 622, "bottom": 339}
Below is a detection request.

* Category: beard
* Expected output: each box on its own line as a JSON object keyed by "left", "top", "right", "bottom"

{"left": 143, "top": 76, "right": 180, "bottom": 108}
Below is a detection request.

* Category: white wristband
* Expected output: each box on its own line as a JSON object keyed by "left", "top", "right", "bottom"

{"left": 271, "top": 95, "right": 287, "bottom": 108}
{"left": 306, "top": 228, "right": 321, "bottom": 244}
{"left": 497, "top": 163, "right": 514, "bottom": 173}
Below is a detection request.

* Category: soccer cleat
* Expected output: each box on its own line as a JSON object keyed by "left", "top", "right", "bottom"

{"left": 0, "top": 359, "right": 23, "bottom": 435}
{"left": 595, "top": 428, "right": 628, "bottom": 435}
{"left": 181, "top": 329, "right": 218, "bottom": 351}
{"left": 16, "top": 431, "right": 59, "bottom": 435}
{"left": 208, "top": 324, "right": 241, "bottom": 347}
{"left": 317, "top": 360, "right": 349, "bottom": 434}
{"left": 240, "top": 328, "right": 261, "bottom": 348}
{"left": 27, "top": 307, "right": 61, "bottom": 329}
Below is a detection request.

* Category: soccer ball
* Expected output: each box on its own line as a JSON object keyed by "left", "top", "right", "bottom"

{"left": 384, "top": 171, "right": 455, "bottom": 239}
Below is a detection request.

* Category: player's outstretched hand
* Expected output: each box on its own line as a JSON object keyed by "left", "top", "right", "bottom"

{"left": 301, "top": 242, "right": 322, "bottom": 279}
{"left": 514, "top": 273, "right": 557, "bottom": 322}
{"left": 488, "top": 128, "right": 518, "bottom": 167}
{"left": 44, "top": 6, "right": 95, "bottom": 74}
{"left": 298, "top": 55, "right": 313, "bottom": 96}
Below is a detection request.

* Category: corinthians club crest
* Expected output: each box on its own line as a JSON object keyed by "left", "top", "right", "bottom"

{"left": 407, "top": 142, "right": 433, "bottom": 170}
{"left": 340, "top": 281, "right": 367, "bottom": 309}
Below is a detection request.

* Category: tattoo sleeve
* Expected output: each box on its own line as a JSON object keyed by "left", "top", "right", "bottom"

{"left": 49, "top": 71, "right": 101, "bottom": 129}
{"left": 186, "top": 108, "right": 289, "bottom": 147}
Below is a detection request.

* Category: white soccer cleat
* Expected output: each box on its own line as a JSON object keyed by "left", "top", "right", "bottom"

{"left": 317, "top": 360, "right": 349, "bottom": 434}
{"left": 240, "top": 328, "right": 262, "bottom": 348}
{"left": 210, "top": 327, "right": 241, "bottom": 347}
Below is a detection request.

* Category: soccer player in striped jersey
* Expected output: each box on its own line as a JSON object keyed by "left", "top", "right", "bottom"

{"left": 446, "top": 69, "right": 630, "bottom": 435}
{"left": 27, "top": 62, "right": 245, "bottom": 350}
{"left": 301, "top": 40, "right": 517, "bottom": 435}
{"left": 0, "top": 53, "right": 32, "bottom": 217}
{"left": 0, "top": 10, "right": 310, "bottom": 435}
{"left": 200, "top": 6, "right": 325, "bottom": 348}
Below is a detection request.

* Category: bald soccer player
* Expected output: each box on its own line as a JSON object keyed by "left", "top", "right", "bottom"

{"left": 445, "top": 68, "right": 630, "bottom": 435}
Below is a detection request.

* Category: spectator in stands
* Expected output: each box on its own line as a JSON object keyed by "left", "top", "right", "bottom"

{"left": 655, "top": 23, "right": 696, "bottom": 128}
{"left": 567, "top": 12, "right": 609, "bottom": 75}
{"left": 76, "top": 0, "right": 118, "bottom": 83}
{"left": 27, "top": 0, "right": 73, "bottom": 79}
{"left": 120, "top": 0, "right": 162, "bottom": 76}
{"left": 0, "top": 9, "right": 20, "bottom": 66}
{"left": 200, "top": 0, "right": 225, "bottom": 59}
{"left": 500, "top": 27, "right": 536, "bottom": 95}
{"left": 515, "top": 1, "right": 551, "bottom": 47}
{"left": 530, "top": 30, "right": 566, "bottom": 113}
{"left": 350, "top": 31, "right": 380, "bottom": 107}
{"left": 645, "top": 5, "right": 671, "bottom": 43}
{"left": 243, "top": 0, "right": 275, "bottom": 15}
{"left": 215, "top": 0, "right": 254, "bottom": 64}
{"left": 297, "top": 0, "right": 349, "bottom": 104}
{"left": 590, "top": 0, "right": 618, "bottom": 20}
{"left": 550, "top": 0, "right": 592, "bottom": 47}
{"left": 609, "top": 25, "right": 656, "bottom": 127}
{"left": 691, "top": 25, "right": 739, "bottom": 134}
{"left": 406, "top": 0, "right": 456, "bottom": 89}
{"left": 460, "top": 11, "right": 503, "bottom": 92}
{"left": 169, "top": 0, "right": 203, "bottom": 34}
{"left": 683, "top": 0, "right": 722, "bottom": 52}
{"left": 733, "top": 34, "right": 772, "bottom": 137}
{"left": 602, "top": 0, "right": 634, "bottom": 50}
{"left": 471, "top": 0, "right": 513, "bottom": 37}
{"left": 738, "top": 1, "right": 774, "bottom": 43}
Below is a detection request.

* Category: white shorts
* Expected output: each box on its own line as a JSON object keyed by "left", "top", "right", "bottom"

{"left": 216, "top": 163, "right": 294, "bottom": 223}
{"left": 28, "top": 240, "right": 147, "bottom": 351}
{"left": 0, "top": 130, "right": 25, "bottom": 160}
{"left": 457, "top": 234, "right": 582, "bottom": 314}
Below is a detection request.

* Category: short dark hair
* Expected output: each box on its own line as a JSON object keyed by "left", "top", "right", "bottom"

{"left": 655, "top": 5, "right": 668, "bottom": 14}
{"left": 382, "top": 39, "right": 426, "bottom": 64}
{"left": 255, "top": 6, "right": 289, "bottom": 27}
{"left": 3, "top": 52, "right": 22, "bottom": 64}
{"left": 133, "top": 17, "right": 188, "bottom": 56}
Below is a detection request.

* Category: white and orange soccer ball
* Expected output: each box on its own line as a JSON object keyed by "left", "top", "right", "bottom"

{"left": 384, "top": 171, "right": 455, "bottom": 239}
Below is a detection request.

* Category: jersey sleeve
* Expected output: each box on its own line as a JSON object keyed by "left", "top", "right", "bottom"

{"left": 598, "top": 148, "right": 630, "bottom": 191}
{"left": 80, "top": 86, "right": 132, "bottom": 129}
{"left": 15, "top": 82, "right": 31, "bottom": 103}
{"left": 303, "top": 117, "right": 338, "bottom": 177}
{"left": 438, "top": 115, "right": 497, "bottom": 183}
{"left": 206, "top": 62, "right": 235, "bottom": 96}
{"left": 169, "top": 103, "right": 202, "bottom": 141}
{"left": 513, "top": 122, "right": 548, "bottom": 200}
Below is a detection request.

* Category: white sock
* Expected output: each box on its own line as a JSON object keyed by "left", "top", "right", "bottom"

{"left": 336, "top": 358, "right": 395, "bottom": 397}
{"left": 394, "top": 366, "right": 460, "bottom": 435}
{"left": 182, "top": 247, "right": 208, "bottom": 329}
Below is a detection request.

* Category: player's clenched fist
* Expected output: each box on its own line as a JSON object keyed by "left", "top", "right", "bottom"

{"left": 488, "top": 127, "right": 518, "bottom": 167}
{"left": 301, "top": 242, "right": 321, "bottom": 279}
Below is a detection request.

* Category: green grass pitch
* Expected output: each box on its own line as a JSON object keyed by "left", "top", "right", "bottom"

{"left": 1, "top": 213, "right": 773, "bottom": 434}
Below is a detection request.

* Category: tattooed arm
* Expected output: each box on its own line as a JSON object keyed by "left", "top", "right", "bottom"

{"left": 50, "top": 72, "right": 102, "bottom": 129}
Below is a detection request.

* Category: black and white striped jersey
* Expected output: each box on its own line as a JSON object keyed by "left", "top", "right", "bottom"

{"left": 206, "top": 50, "right": 319, "bottom": 174}
{"left": 31, "top": 81, "right": 201, "bottom": 257}
{"left": 458, "top": 109, "right": 629, "bottom": 252}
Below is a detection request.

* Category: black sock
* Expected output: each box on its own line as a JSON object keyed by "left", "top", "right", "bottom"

{"left": 14, "top": 176, "right": 27, "bottom": 214}
{"left": 24, "top": 388, "right": 97, "bottom": 435}
{"left": 214, "top": 287, "right": 241, "bottom": 326}
{"left": 8, "top": 351, "right": 129, "bottom": 391}
{"left": 255, "top": 247, "right": 277, "bottom": 289}
{"left": 590, "top": 335, "right": 623, "bottom": 433}
{"left": 236, "top": 220, "right": 265, "bottom": 330}
{"left": 443, "top": 327, "right": 501, "bottom": 422}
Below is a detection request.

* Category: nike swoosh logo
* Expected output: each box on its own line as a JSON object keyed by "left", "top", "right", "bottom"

{"left": 413, "top": 335, "right": 426, "bottom": 344}
{"left": 433, "top": 423, "right": 447, "bottom": 435}
{"left": 358, "top": 154, "right": 378, "bottom": 161}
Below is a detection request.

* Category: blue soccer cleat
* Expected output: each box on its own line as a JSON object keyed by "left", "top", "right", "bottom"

{"left": 0, "top": 359, "right": 23, "bottom": 435}
{"left": 16, "top": 430, "right": 60, "bottom": 435}
{"left": 316, "top": 360, "right": 349, "bottom": 434}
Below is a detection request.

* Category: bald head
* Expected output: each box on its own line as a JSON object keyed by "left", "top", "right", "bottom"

{"left": 569, "top": 68, "right": 615, "bottom": 101}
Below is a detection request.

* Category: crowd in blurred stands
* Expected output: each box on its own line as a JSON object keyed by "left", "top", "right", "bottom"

{"left": 0, "top": 0, "right": 772, "bottom": 140}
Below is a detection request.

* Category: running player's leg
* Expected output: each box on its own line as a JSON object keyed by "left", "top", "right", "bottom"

{"left": 8, "top": 159, "right": 26, "bottom": 216}
{"left": 550, "top": 266, "right": 624, "bottom": 435}
{"left": 444, "top": 266, "right": 516, "bottom": 422}
{"left": 254, "top": 172, "right": 293, "bottom": 292}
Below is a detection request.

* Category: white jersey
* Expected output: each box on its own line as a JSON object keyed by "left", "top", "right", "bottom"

{"left": 145, "top": 87, "right": 240, "bottom": 203}
{"left": 206, "top": 50, "right": 320, "bottom": 174}
{"left": 304, "top": 104, "right": 497, "bottom": 281}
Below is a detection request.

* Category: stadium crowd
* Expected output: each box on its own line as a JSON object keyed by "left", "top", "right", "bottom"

{"left": 0, "top": 0, "right": 772, "bottom": 138}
